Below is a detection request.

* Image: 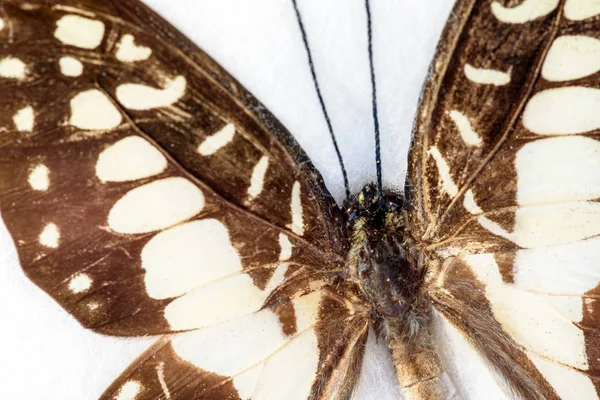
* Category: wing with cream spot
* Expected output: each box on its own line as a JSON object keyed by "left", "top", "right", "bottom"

{"left": 408, "top": 0, "right": 600, "bottom": 398}
{"left": 101, "top": 290, "right": 368, "bottom": 400}
{"left": 0, "top": 0, "right": 347, "bottom": 337}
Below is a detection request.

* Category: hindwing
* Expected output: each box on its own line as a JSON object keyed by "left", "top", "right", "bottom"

{"left": 410, "top": 0, "right": 600, "bottom": 398}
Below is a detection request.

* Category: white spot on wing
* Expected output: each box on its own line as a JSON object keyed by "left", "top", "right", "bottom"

{"left": 564, "top": 0, "right": 600, "bottom": 21}
{"left": 0, "top": 18, "right": 5, "bottom": 32}
{"left": 197, "top": 123, "right": 236, "bottom": 156}
{"left": 116, "top": 34, "right": 152, "bottom": 62}
{"left": 39, "top": 223, "right": 60, "bottom": 248}
{"left": 165, "top": 264, "right": 289, "bottom": 331}
{"left": 96, "top": 136, "right": 167, "bottom": 182}
{"left": 156, "top": 362, "right": 171, "bottom": 399}
{"left": 464, "top": 64, "right": 511, "bottom": 86}
{"left": 428, "top": 146, "right": 458, "bottom": 197}
{"left": 463, "top": 189, "right": 483, "bottom": 215}
{"left": 234, "top": 365, "right": 263, "bottom": 400}
{"left": 516, "top": 136, "right": 600, "bottom": 205}
{"left": 543, "top": 35, "right": 600, "bottom": 82}
{"left": 0, "top": 57, "right": 26, "bottom": 79}
{"left": 142, "top": 219, "right": 242, "bottom": 300}
{"left": 491, "top": 0, "right": 559, "bottom": 23}
{"left": 448, "top": 110, "right": 482, "bottom": 147}
{"left": 253, "top": 331, "right": 319, "bottom": 400}
{"left": 28, "top": 164, "right": 49, "bottom": 191}
{"left": 523, "top": 86, "right": 600, "bottom": 135}
{"left": 288, "top": 181, "right": 304, "bottom": 236}
{"left": 530, "top": 355, "right": 599, "bottom": 400}
{"left": 465, "top": 254, "right": 588, "bottom": 369}
{"left": 108, "top": 177, "right": 204, "bottom": 234}
{"left": 171, "top": 291, "right": 321, "bottom": 377}
{"left": 13, "top": 106, "right": 34, "bottom": 132}
{"left": 247, "top": 156, "right": 269, "bottom": 200}
{"left": 68, "top": 274, "right": 92, "bottom": 294}
{"left": 513, "top": 236, "right": 600, "bottom": 295}
{"left": 59, "top": 56, "right": 83, "bottom": 77}
{"left": 70, "top": 89, "right": 122, "bottom": 130}
{"left": 115, "top": 380, "right": 141, "bottom": 400}
{"left": 54, "top": 15, "right": 105, "bottom": 49}
{"left": 116, "top": 76, "right": 186, "bottom": 110}
{"left": 479, "top": 201, "right": 600, "bottom": 248}
{"left": 279, "top": 233, "right": 293, "bottom": 261}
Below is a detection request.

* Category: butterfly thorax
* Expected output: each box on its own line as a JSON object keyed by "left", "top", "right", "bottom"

{"left": 345, "top": 184, "right": 428, "bottom": 339}
{"left": 346, "top": 185, "right": 452, "bottom": 399}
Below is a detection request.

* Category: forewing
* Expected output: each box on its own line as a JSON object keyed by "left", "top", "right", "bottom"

{"left": 0, "top": 0, "right": 346, "bottom": 337}
{"left": 409, "top": 0, "right": 600, "bottom": 398}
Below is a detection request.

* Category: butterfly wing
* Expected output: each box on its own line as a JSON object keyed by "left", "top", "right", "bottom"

{"left": 409, "top": 0, "right": 600, "bottom": 398}
{"left": 99, "top": 290, "right": 368, "bottom": 400}
{"left": 0, "top": 0, "right": 367, "bottom": 398}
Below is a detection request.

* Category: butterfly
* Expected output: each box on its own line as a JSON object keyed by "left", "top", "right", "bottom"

{"left": 1, "top": 0, "right": 599, "bottom": 399}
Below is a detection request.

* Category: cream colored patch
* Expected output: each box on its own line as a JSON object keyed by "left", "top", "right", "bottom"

{"left": 59, "top": 56, "right": 83, "bottom": 77}
{"left": 516, "top": 136, "right": 600, "bottom": 205}
{"left": 0, "top": 57, "right": 26, "bottom": 79}
{"left": 39, "top": 223, "right": 60, "bottom": 248}
{"left": 465, "top": 254, "right": 588, "bottom": 369}
{"left": 530, "top": 355, "right": 599, "bottom": 400}
{"left": 115, "top": 380, "right": 141, "bottom": 400}
{"left": 156, "top": 362, "right": 171, "bottom": 399}
{"left": 197, "top": 123, "right": 236, "bottom": 156}
{"left": 70, "top": 89, "right": 122, "bottom": 130}
{"left": 448, "top": 110, "right": 482, "bottom": 146}
{"left": 543, "top": 35, "right": 600, "bottom": 81}
{"left": 463, "top": 190, "right": 483, "bottom": 215}
{"left": 28, "top": 164, "right": 49, "bottom": 191}
{"left": 252, "top": 330, "right": 319, "bottom": 400}
{"left": 171, "top": 304, "right": 290, "bottom": 374}
{"left": 116, "top": 76, "right": 186, "bottom": 110}
{"left": 171, "top": 291, "right": 321, "bottom": 378}
{"left": 288, "top": 181, "right": 304, "bottom": 236}
{"left": 0, "top": 18, "right": 4, "bottom": 32}
{"left": 68, "top": 274, "right": 92, "bottom": 294}
{"left": 428, "top": 146, "right": 458, "bottom": 197}
{"left": 523, "top": 86, "right": 600, "bottom": 135}
{"left": 247, "top": 156, "right": 269, "bottom": 200}
{"left": 142, "top": 219, "right": 242, "bottom": 300}
{"left": 108, "top": 177, "right": 204, "bottom": 234}
{"left": 491, "top": 0, "right": 559, "bottom": 23}
{"left": 116, "top": 34, "right": 152, "bottom": 62}
{"left": 165, "top": 264, "right": 289, "bottom": 331}
{"left": 54, "top": 15, "right": 105, "bottom": 49}
{"left": 547, "top": 296, "right": 583, "bottom": 322}
{"left": 513, "top": 236, "right": 600, "bottom": 295}
{"left": 96, "top": 136, "right": 167, "bottom": 182}
{"left": 279, "top": 233, "right": 293, "bottom": 261}
{"left": 564, "top": 0, "right": 600, "bottom": 21}
{"left": 479, "top": 201, "right": 600, "bottom": 248}
{"left": 13, "top": 106, "right": 34, "bottom": 132}
{"left": 463, "top": 64, "right": 511, "bottom": 86}
{"left": 234, "top": 365, "right": 263, "bottom": 400}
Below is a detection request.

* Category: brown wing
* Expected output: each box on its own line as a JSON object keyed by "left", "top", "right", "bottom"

{"left": 409, "top": 0, "right": 600, "bottom": 398}
{"left": 0, "top": 0, "right": 348, "bottom": 337}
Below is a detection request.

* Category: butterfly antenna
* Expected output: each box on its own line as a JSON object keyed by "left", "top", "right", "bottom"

{"left": 365, "top": 0, "right": 383, "bottom": 201}
{"left": 291, "top": 0, "right": 351, "bottom": 202}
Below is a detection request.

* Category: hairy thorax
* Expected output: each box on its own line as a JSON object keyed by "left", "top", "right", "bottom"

{"left": 345, "top": 184, "right": 454, "bottom": 399}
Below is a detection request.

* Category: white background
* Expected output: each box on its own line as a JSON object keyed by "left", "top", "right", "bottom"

{"left": 0, "top": 0, "right": 508, "bottom": 399}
